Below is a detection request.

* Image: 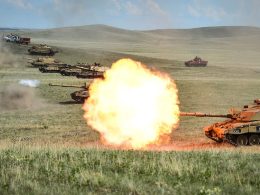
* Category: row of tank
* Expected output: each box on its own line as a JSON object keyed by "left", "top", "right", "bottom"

{"left": 28, "top": 57, "right": 108, "bottom": 79}
{"left": 20, "top": 41, "right": 108, "bottom": 104}
{"left": 27, "top": 44, "right": 210, "bottom": 68}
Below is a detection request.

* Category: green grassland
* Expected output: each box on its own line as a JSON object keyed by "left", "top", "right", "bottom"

{"left": 0, "top": 25, "right": 260, "bottom": 194}
{"left": 0, "top": 148, "right": 259, "bottom": 195}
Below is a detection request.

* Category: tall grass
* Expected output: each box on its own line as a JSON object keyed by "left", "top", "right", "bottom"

{"left": 0, "top": 148, "right": 259, "bottom": 194}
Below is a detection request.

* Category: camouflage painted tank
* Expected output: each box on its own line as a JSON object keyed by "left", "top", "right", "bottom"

{"left": 39, "top": 64, "right": 70, "bottom": 73}
{"left": 30, "top": 57, "right": 66, "bottom": 68}
{"left": 185, "top": 56, "right": 208, "bottom": 67}
{"left": 60, "top": 67, "right": 83, "bottom": 76}
{"left": 59, "top": 65, "right": 92, "bottom": 76}
{"left": 181, "top": 99, "right": 260, "bottom": 146}
{"left": 59, "top": 63, "right": 108, "bottom": 77}
{"left": 76, "top": 70, "right": 105, "bottom": 79}
{"left": 49, "top": 83, "right": 89, "bottom": 103}
{"left": 28, "top": 44, "right": 58, "bottom": 56}
{"left": 76, "top": 63, "right": 109, "bottom": 79}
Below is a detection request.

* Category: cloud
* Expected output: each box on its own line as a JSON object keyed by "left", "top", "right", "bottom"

{"left": 7, "top": 0, "right": 32, "bottom": 9}
{"left": 109, "top": 0, "right": 171, "bottom": 28}
{"left": 111, "top": 0, "right": 122, "bottom": 11}
{"left": 125, "top": 1, "right": 142, "bottom": 15}
{"left": 111, "top": 0, "right": 168, "bottom": 17}
{"left": 40, "top": 0, "right": 91, "bottom": 26}
{"left": 187, "top": 4, "right": 200, "bottom": 17}
{"left": 187, "top": 0, "right": 227, "bottom": 21}
{"left": 235, "top": 0, "right": 260, "bottom": 26}
{"left": 145, "top": 0, "right": 168, "bottom": 17}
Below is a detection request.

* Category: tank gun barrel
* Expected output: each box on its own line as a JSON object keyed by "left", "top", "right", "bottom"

{"left": 49, "top": 83, "right": 87, "bottom": 89}
{"left": 180, "top": 112, "right": 230, "bottom": 118}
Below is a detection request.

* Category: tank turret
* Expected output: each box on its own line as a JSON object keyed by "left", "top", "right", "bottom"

{"left": 76, "top": 70, "right": 105, "bottom": 79}
{"left": 180, "top": 99, "right": 260, "bottom": 146}
{"left": 77, "top": 64, "right": 109, "bottom": 72}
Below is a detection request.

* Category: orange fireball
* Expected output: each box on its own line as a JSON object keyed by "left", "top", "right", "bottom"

{"left": 83, "top": 59, "right": 179, "bottom": 149}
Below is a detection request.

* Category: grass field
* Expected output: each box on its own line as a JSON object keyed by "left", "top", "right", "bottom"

{"left": 0, "top": 25, "right": 260, "bottom": 194}
{"left": 0, "top": 147, "right": 259, "bottom": 194}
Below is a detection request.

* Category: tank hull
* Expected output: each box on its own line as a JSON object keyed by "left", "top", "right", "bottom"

{"left": 70, "top": 90, "right": 89, "bottom": 103}
{"left": 76, "top": 71, "right": 104, "bottom": 79}
{"left": 205, "top": 121, "right": 260, "bottom": 146}
{"left": 28, "top": 51, "right": 56, "bottom": 56}
{"left": 185, "top": 61, "right": 208, "bottom": 67}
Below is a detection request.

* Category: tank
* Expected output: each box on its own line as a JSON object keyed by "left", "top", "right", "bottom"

{"left": 39, "top": 64, "right": 70, "bottom": 73}
{"left": 59, "top": 63, "right": 107, "bottom": 77}
{"left": 76, "top": 63, "right": 109, "bottom": 79}
{"left": 28, "top": 44, "right": 58, "bottom": 56}
{"left": 180, "top": 99, "right": 260, "bottom": 146}
{"left": 185, "top": 56, "right": 208, "bottom": 67}
{"left": 60, "top": 67, "right": 83, "bottom": 76}
{"left": 30, "top": 57, "right": 66, "bottom": 68}
{"left": 76, "top": 70, "right": 105, "bottom": 79}
{"left": 49, "top": 83, "right": 89, "bottom": 103}
{"left": 59, "top": 65, "right": 92, "bottom": 76}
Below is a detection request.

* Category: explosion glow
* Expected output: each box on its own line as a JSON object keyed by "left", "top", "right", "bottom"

{"left": 83, "top": 59, "right": 179, "bottom": 149}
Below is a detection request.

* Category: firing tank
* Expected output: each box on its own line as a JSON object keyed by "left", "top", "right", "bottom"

{"left": 185, "top": 56, "right": 208, "bottom": 67}
{"left": 28, "top": 44, "right": 58, "bottom": 56}
{"left": 49, "top": 83, "right": 89, "bottom": 103}
{"left": 180, "top": 99, "right": 260, "bottom": 146}
{"left": 29, "top": 57, "right": 66, "bottom": 68}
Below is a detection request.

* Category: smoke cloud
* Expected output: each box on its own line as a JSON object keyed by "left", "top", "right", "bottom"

{"left": 0, "top": 42, "right": 20, "bottom": 68}
{"left": 19, "top": 79, "right": 40, "bottom": 88}
{"left": 0, "top": 84, "right": 44, "bottom": 111}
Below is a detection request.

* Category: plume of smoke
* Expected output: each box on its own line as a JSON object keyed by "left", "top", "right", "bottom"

{"left": 0, "top": 41, "right": 20, "bottom": 68}
{"left": 19, "top": 79, "right": 40, "bottom": 88}
{"left": 0, "top": 84, "right": 45, "bottom": 111}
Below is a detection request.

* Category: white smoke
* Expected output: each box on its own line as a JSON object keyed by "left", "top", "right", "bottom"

{"left": 19, "top": 79, "right": 40, "bottom": 87}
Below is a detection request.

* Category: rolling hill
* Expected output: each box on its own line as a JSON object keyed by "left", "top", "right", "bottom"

{"left": 10, "top": 25, "right": 259, "bottom": 68}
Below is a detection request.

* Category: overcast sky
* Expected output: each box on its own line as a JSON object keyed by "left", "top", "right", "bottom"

{"left": 0, "top": 0, "right": 260, "bottom": 29}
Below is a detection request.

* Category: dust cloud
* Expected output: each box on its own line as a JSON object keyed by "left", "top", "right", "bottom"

{"left": 0, "top": 42, "right": 20, "bottom": 68}
{"left": 0, "top": 84, "right": 45, "bottom": 111}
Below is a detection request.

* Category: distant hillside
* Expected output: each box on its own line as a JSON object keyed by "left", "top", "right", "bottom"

{"left": 2, "top": 25, "right": 260, "bottom": 41}
{"left": 144, "top": 26, "right": 260, "bottom": 38}
{"left": 26, "top": 25, "right": 151, "bottom": 43}
{"left": 6, "top": 24, "right": 260, "bottom": 67}
{"left": 23, "top": 25, "right": 260, "bottom": 43}
{"left": 0, "top": 28, "right": 19, "bottom": 31}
